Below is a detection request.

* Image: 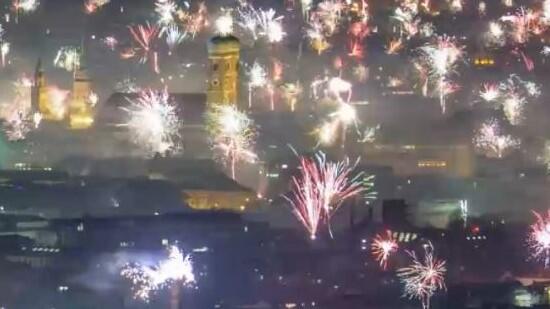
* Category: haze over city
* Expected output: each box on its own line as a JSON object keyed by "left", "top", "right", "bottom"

{"left": 1, "top": 0, "right": 550, "bottom": 308}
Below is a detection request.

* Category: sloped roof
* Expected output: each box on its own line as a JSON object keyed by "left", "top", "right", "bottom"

{"left": 149, "top": 158, "right": 252, "bottom": 192}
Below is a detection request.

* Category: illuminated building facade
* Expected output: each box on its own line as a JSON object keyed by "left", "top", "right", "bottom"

{"left": 32, "top": 59, "right": 94, "bottom": 128}
{"left": 32, "top": 60, "right": 63, "bottom": 121}
{"left": 363, "top": 144, "right": 475, "bottom": 178}
{"left": 206, "top": 35, "right": 240, "bottom": 106}
{"left": 68, "top": 67, "right": 94, "bottom": 129}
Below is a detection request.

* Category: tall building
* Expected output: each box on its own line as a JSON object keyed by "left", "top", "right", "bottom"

{"left": 68, "top": 66, "right": 93, "bottom": 129}
{"left": 32, "top": 59, "right": 61, "bottom": 121}
{"left": 206, "top": 35, "right": 240, "bottom": 106}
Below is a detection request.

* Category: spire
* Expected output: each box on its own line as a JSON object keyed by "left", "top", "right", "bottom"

{"left": 79, "top": 35, "right": 87, "bottom": 71}
{"left": 35, "top": 58, "right": 42, "bottom": 77}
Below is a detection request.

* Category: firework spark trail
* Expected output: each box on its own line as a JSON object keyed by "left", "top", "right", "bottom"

{"left": 121, "top": 246, "right": 195, "bottom": 302}
{"left": 1, "top": 42, "right": 9, "bottom": 67}
{"left": 528, "top": 210, "right": 550, "bottom": 268}
{"left": 328, "top": 77, "right": 353, "bottom": 103}
{"left": 236, "top": 4, "right": 260, "bottom": 40}
{"left": 347, "top": 21, "right": 369, "bottom": 59}
{"left": 300, "top": 0, "right": 313, "bottom": 20}
{"left": 473, "top": 119, "right": 519, "bottom": 158}
{"left": 497, "top": 74, "right": 540, "bottom": 125}
{"left": 317, "top": 120, "right": 340, "bottom": 146}
{"left": 163, "top": 25, "right": 187, "bottom": 51}
{"left": 391, "top": 2, "right": 420, "bottom": 38}
{"left": 12, "top": 0, "right": 39, "bottom": 22}
{"left": 155, "top": 0, "right": 178, "bottom": 26}
{"left": 84, "top": 0, "right": 110, "bottom": 14}
{"left": 312, "top": 77, "right": 359, "bottom": 148}
{"left": 306, "top": 19, "right": 330, "bottom": 54}
{"left": 284, "top": 152, "right": 364, "bottom": 239}
{"left": 116, "top": 78, "right": 140, "bottom": 93}
{"left": 543, "top": 0, "right": 550, "bottom": 24}
{"left": 362, "top": 174, "right": 378, "bottom": 201}
{"left": 398, "top": 242, "right": 446, "bottom": 309}
{"left": 206, "top": 105, "right": 256, "bottom": 179}
{"left": 46, "top": 87, "right": 70, "bottom": 120}
{"left": 511, "top": 48, "right": 535, "bottom": 71}
{"left": 246, "top": 61, "right": 268, "bottom": 108}
{"left": 1, "top": 77, "right": 41, "bottom": 141}
{"left": 371, "top": 231, "right": 398, "bottom": 270}
{"left": 128, "top": 23, "right": 160, "bottom": 73}
{"left": 180, "top": 2, "right": 208, "bottom": 38}
{"left": 53, "top": 46, "right": 81, "bottom": 72}
{"left": 102, "top": 36, "right": 118, "bottom": 50}
{"left": 315, "top": 0, "right": 344, "bottom": 35}
{"left": 500, "top": 8, "right": 544, "bottom": 44}
{"left": 479, "top": 83, "right": 500, "bottom": 102}
{"left": 386, "top": 38, "right": 403, "bottom": 55}
{"left": 484, "top": 21, "right": 505, "bottom": 48}
{"left": 119, "top": 89, "right": 182, "bottom": 155}
{"left": 215, "top": 10, "right": 234, "bottom": 36}
{"left": 417, "top": 36, "right": 464, "bottom": 114}
{"left": 257, "top": 8, "right": 286, "bottom": 43}
{"left": 281, "top": 82, "right": 302, "bottom": 111}
{"left": 502, "top": 94, "right": 526, "bottom": 126}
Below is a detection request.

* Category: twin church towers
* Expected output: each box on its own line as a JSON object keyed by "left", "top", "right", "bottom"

{"left": 31, "top": 33, "right": 240, "bottom": 131}
{"left": 32, "top": 58, "right": 94, "bottom": 130}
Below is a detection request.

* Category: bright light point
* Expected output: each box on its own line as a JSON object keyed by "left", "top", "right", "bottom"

{"left": 215, "top": 12, "right": 234, "bottom": 36}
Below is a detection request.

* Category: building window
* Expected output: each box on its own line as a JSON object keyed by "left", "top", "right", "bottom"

{"left": 211, "top": 79, "right": 219, "bottom": 87}
{"left": 417, "top": 160, "right": 447, "bottom": 168}
{"left": 212, "top": 63, "right": 218, "bottom": 71}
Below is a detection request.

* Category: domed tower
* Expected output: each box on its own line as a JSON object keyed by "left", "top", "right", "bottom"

{"left": 206, "top": 35, "right": 240, "bottom": 106}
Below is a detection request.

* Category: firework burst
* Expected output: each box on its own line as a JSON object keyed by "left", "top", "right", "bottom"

{"left": 1, "top": 77, "right": 41, "bottom": 141}
{"left": 236, "top": 4, "right": 260, "bottom": 40}
{"left": 121, "top": 245, "right": 195, "bottom": 302}
{"left": 498, "top": 75, "right": 540, "bottom": 125}
{"left": 371, "top": 231, "right": 398, "bottom": 270}
{"left": 163, "top": 25, "right": 187, "bottom": 51}
{"left": 246, "top": 61, "right": 268, "bottom": 108}
{"left": 479, "top": 83, "right": 500, "bottom": 103}
{"left": 398, "top": 243, "right": 446, "bottom": 309}
{"left": 12, "top": 0, "right": 39, "bottom": 21}
{"left": 527, "top": 210, "right": 550, "bottom": 268}
{"left": 283, "top": 152, "right": 364, "bottom": 239}
{"left": 306, "top": 20, "right": 330, "bottom": 54}
{"left": 119, "top": 89, "right": 182, "bottom": 155}
{"left": 1, "top": 42, "right": 9, "bottom": 67}
{"left": 257, "top": 8, "right": 286, "bottom": 43}
{"left": 102, "top": 36, "right": 118, "bottom": 50}
{"left": 215, "top": 10, "right": 234, "bottom": 36}
{"left": 127, "top": 23, "right": 160, "bottom": 73}
{"left": 155, "top": 0, "right": 178, "bottom": 26}
{"left": 473, "top": 119, "right": 519, "bottom": 158}
{"left": 54, "top": 46, "right": 81, "bottom": 72}
{"left": 500, "top": 8, "right": 543, "bottom": 44}
{"left": 483, "top": 21, "right": 506, "bottom": 48}
{"left": 84, "top": 0, "right": 110, "bottom": 14}
{"left": 205, "top": 105, "right": 257, "bottom": 179}
{"left": 417, "top": 36, "right": 464, "bottom": 113}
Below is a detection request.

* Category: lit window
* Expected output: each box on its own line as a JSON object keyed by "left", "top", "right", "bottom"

{"left": 417, "top": 160, "right": 447, "bottom": 168}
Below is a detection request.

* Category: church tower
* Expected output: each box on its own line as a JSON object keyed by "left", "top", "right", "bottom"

{"left": 32, "top": 58, "right": 61, "bottom": 120}
{"left": 206, "top": 35, "right": 240, "bottom": 106}
{"left": 32, "top": 59, "right": 46, "bottom": 114}
{"left": 69, "top": 65, "right": 94, "bottom": 129}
